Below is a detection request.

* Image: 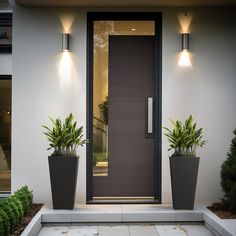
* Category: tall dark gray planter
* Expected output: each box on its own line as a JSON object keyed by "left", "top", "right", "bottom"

{"left": 169, "top": 156, "right": 199, "bottom": 210}
{"left": 48, "top": 156, "right": 79, "bottom": 209}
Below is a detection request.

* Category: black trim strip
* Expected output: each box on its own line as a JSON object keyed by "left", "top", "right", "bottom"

{"left": 0, "top": 75, "right": 12, "bottom": 80}
{"left": 0, "top": 13, "right": 12, "bottom": 53}
{"left": 0, "top": 13, "right": 12, "bottom": 26}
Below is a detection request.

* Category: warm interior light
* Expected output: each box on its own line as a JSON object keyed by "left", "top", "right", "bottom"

{"left": 131, "top": 28, "right": 136, "bottom": 31}
{"left": 178, "top": 51, "right": 192, "bottom": 67}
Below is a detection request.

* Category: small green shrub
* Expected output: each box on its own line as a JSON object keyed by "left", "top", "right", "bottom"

{"left": 221, "top": 129, "right": 236, "bottom": 213}
{"left": 14, "top": 191, "right": 30, "bottom": 215}
{"left": 0, "top": 214, "right": 5, "bottom": 236}
{"left": 6, "top": 199, "right": 20, "bottom": 224}
{"left": 0, "top": 200, "right": 17, "bottom": 232}
{"left": 11, "top": 197, "right": 24, "bottom": 219}
{"left": 0, "top": 209, "right": 10, "bottom": 236}
{"left": 0, "top": 186, "right": 34, "bottom": 234}
{"left": 23, "top": 186, "right": 33, "bottom": 208}
{"left": 14, "top": 186, "right": 33, "bottom": 212}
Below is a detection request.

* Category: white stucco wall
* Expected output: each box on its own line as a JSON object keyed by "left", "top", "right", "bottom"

{"left": 12, "top": 6, "right": 236, "bottom": 205}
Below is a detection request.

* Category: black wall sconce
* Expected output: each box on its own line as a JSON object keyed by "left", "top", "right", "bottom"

{"left": 62, "top": 33, "right": 70, "bottom": 52}
{"left": 181, "top": 33, "right": 189, "bottom": 52}
{"left": 178, "top": 33, "right": 191, "bottom": 66}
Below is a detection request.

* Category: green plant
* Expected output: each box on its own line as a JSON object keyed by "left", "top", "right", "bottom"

{"left": 0, "top": 200, "right": 17, "bottom": 232}
{"left": 221, "top": 129, "right": 236, "bottom": 213}
{"left": 16, "top": 186, "right": 33, "bottom": 208}
{"left": 164, "top": 115, "right": 206, "bottom": 157}
{"left": 11, "top": 197, "right": 24, "bottom": 219}
{"left": 0, "top": 209, "right": 10, "bottom": 236}
{"left": 26, "top": 187, "right": 33, "bottom": 208}
{"left": 6, "top": 199, "right": 20, "bottom": 224}
{"left": 14, "top": 190, "right": 30, "bottom": 215}
{"left": 98, "top": 95, "right": 108, "bottom": 124}
{"left": 0, "top": 186, "right": 34, "bottom": 234}
{"left": 42, "top": 113, "right": 88, "bottom": 156}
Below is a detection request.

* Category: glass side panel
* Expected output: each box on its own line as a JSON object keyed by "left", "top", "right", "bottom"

{"left": 0, "top": 79, "right": 11, "bottom": 192}
{"left": 93, "top": 21, "right": 155, "bottom": 176}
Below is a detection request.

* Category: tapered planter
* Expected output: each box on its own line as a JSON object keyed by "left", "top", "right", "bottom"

{"left": 169, "top": 156, "right": 199, "bottom": 210}
{"left": 48, "top": 156, "right": 79, "bottom": 209}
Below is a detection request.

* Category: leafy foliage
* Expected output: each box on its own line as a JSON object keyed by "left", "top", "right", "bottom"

{"left": 14, "top": 186, "right": 32, "bottom": 215}
{"left": 15, "top": 192, "right": 30, "bottom": 215}
{"left": 24, "top": 186, "right": 33, "bottom": 208}
{"left": 12, "top": 197, "right": 24, "bottom": 219}
{"left": 221, "top": 129, "right": 236, "bottom": 213}
{"left": 164, "top": 115, "right": 206, "bottom": 157}
{"left": 98, "top": 95, "right": 108, "bottom": 124}
{"left": 0, "top": 185, "right": 33, "bottom": 235}
{"left": 0, "top": 200, "right": 17, "bottom": 232}
{"left": 42, "top": 113, "right": 88, "bottom": 156}
{"left": 6, "top": 199, "right": 20, "bottom": 224}
{"left": 0, "top": 209, "right": 10, "bottom": 236}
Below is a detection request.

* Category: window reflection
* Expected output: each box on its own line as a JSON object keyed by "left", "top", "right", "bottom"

{"left": 0, "top": 78, "right": 11, "bottom": 192}
{"left": 92, "top": 21, "right": 155, "bottom": 176}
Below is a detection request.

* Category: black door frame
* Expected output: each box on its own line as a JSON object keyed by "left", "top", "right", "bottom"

{"left": 86, "top": 12, "right": 162, "bottom": 203}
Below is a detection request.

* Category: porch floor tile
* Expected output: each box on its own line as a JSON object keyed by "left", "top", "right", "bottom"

{"left": 38, "top": 224, "right": 215, "bottom": 236}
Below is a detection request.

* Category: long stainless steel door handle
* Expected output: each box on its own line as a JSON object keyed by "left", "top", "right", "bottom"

{"left": 147, "top": 97, "right": 153, "bottom": 134}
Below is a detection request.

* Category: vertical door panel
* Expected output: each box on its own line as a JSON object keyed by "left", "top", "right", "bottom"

{"left": 93, "top": 36, "right": 155, "bottom": 197}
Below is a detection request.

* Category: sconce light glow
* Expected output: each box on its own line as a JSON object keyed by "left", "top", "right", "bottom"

{"left": 59, "top": 51, "right": 72, "bottom": 87}
{"left": 178, "top": 33, "right": 192, "bottom": 66}
{"left": 178, "top": 51, "right": 192, "bottom": 67}
{"left": 178, "top": 13, "right": 193, "bottom": 33}
{"left": 177, "top": 13, "right": 193, "bottom": 67}
{"left": 60, "top": 14, "right": 75, "bottom": 34}
{"left": 62, "top": 33, "right": 70, "bottom": 52}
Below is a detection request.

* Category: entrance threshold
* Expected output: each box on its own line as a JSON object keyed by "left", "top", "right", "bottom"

{"left": 88, "top": 197, "right": 160, "bottom": 204}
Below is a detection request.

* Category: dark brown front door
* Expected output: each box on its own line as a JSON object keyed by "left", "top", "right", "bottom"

{"left": 93, "top": 36, "right": 155, "bottom": 198}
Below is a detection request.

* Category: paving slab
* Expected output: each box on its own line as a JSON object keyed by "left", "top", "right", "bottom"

{"left": 38, "top": 224, "right": 216, "bottom": 236}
